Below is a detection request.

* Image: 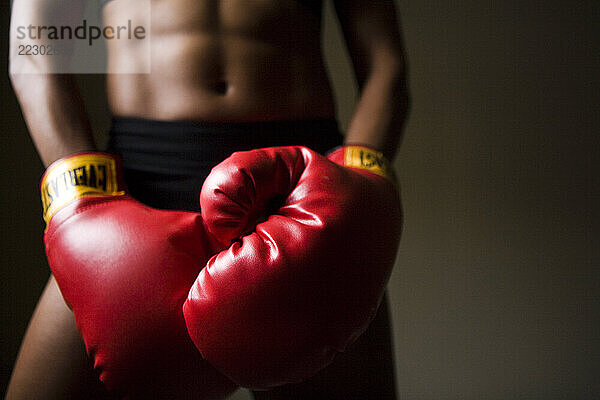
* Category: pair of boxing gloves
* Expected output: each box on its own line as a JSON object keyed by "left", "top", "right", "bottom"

{"left": 42, "top": 144, "right": 402, "bottom": 395}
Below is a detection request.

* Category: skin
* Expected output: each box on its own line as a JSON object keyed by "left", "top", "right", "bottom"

{"left": 7, "top": 0, "right": 409, "bottom": 398}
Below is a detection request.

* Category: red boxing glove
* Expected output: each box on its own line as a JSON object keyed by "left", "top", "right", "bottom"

{"left": 41, "top": 153, "right": 234, "bottom": 398}
{"left": 183, "top": 145, "right": 402, "bottom": 388}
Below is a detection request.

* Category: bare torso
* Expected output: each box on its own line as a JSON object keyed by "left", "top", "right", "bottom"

{"left": 103, "top": 0, "right": 335, "bottom": 122}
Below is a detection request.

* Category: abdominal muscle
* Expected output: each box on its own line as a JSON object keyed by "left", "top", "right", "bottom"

{"left": 103, "top": 0, "right": 336, "bottom": 122}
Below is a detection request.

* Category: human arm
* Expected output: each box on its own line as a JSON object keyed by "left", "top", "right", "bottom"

{"left": 333, "top": 0, "right": 410, "bottom": 159}
{"left": 6, "top": 1, "right": 102, "bottom": 398}
{"left": 9, "top": 0, "right": 96, "bottom": 167}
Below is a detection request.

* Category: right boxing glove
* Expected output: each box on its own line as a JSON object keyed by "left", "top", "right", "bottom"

{"left": 41, "top": 153, "right": 235, "bottom": 398}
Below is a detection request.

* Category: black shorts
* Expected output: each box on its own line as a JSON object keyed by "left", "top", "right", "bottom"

{"left": 106, "top": 117, "right": 344, "bottom": 211}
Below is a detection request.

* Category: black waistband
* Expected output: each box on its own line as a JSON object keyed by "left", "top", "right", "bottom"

{"left": 101, "top": 0, "right": 322, "bottom": 15}
{"left": 106, "top": 117, "right": 344, "bottom": 176}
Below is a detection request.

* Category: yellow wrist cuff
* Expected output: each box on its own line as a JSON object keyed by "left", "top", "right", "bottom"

{"left": 341, "top": 145, "right": 395, "bottom": 182}
{"left": 40, "top": 153, "right": 125, "bottom": 226}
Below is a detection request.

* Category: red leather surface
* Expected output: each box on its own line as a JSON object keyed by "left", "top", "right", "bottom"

{"left": 45, "top": 195, "right": 235, "bottom": 398}
{"left": 184, "top": 146, "right": 402, "bottom": 388}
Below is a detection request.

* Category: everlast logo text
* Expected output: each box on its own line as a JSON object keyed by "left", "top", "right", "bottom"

{"left": 41, "top": 162, "right": 108, "bottom": 215}
{"left": 42, "top": 164, "right": 107, "bottom": 213}
{"left": 344, "top": 146, "right": 393, "bottom": 181}
{"left": 40, "top": 154, "right": 123, "bottom": 226}
{"left": 357, "top": 149, "right": 387, "bottom": 173}
{"left": 40, "top": 153, "right": 125, "bottom": 228}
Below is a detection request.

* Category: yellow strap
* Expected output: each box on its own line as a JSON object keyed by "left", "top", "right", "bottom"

{"left": 342, "top": 146, "right": 395, "bottom": 182}
{"left": 41, "top": 153, "right": 124, "bottom": 225}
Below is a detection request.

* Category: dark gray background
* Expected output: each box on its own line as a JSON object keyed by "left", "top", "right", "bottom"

{"left": 2, "top": 1, "right": 598, "bottom": 398}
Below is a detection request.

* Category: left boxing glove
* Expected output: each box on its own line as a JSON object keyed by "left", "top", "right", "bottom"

{"left": 42, "top": 153, "right": 235, "bottom": 398}
{"left": 183, "top": 145, "right": 402, "bottom": 389}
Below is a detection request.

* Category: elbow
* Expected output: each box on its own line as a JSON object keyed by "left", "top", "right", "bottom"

{"left": 8, "top": 61, "right": 30, "bottom": 98}
{"left": 8, "top": 47, "right": 49, "bottom": 97}
{"left": 8, "top": 41, "right": 31, "bottom": 94}
{"left": 8, "top": 46, "right": 18, "bottom": 86}
{"left": 8, "top": 32, "right": 27, "bottom": 86}
{"left": 8, "top": 60, "right": 25, "bottom": 95}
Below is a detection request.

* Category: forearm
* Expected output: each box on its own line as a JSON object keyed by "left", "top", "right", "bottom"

{"left": 332, "top": 0, "right": 409, "bottom": 160}
{"left": 344, "top": 55, "right": 409, "bottom": 160}
{"left": 10, "top": 73, "right": 96, "bottom": 167}
{"left": 9, "top": 0, "right": 94, "bottom": 168}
